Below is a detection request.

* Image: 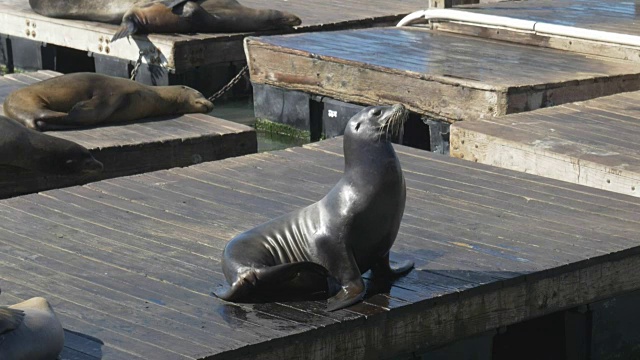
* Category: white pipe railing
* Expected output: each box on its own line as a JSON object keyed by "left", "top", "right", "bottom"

{"left": 396, "top": 9, "right": 640, "bottom": 48}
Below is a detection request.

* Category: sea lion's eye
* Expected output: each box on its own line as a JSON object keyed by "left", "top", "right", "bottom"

{"left": 372, "top": 109, "right": 382, "bottom": 116}
{"left": 355, "top": 122, "right": 361, "bottom": 131}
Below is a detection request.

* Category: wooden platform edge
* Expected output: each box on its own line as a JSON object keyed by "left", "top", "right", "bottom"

{"left": 244, "top": 34, "right": 640, "bottom": 122}
{"left": 244, "top": 37, "right": 505, "bottom": 122}
{"left": 209, "top": 246, "right": 640, "bottom": 360}
{"left": 449, "top": 123, "right": 639, "bottom": 197}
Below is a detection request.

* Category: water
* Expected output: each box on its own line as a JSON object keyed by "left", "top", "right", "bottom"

{"left": 208, "top": 98, "right": 309, "bottom": 153}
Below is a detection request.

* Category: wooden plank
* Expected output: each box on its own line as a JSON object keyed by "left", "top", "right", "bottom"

{"left": 2, "top": 137, "right": 640, "bottom": 358}
{"left": 432, "top": 0, "right": 640, "bottom": 61}
{"left": 0, "top": 73, "right": 258, "bottom": 198}
{"left": 246, "top": 27, "right": 640, "bottom": 122}
{"left": 0, "top": 0, "right": 437, "bottom": 72}
{"left": 451, "top": 89, "right": 640, "bottom": 197}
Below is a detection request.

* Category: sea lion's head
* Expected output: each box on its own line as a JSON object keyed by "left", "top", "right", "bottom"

{"left": 345, "top": 104, "right": 408, "bottom": 142}
{"left": 33, "top": 137, "right": 104, "bottom": 175}
{"left": 170, "top": 85, "right": 214, "bottom": 114}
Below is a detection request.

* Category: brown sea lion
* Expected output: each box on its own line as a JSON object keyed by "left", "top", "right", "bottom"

{"left": 3, "top": 72, "right": 213, "bottom": 131}
{"left": 213, "top": 104, "right": 414, "bottom": 311}
{"left": 0, "top": 295, "right": 65, "bottom": 360}
{"left": 0, "top": 115, "right": 103, "bottom": 175}
{"left": 27, "top": 0, "right": 302, "bottom": 42}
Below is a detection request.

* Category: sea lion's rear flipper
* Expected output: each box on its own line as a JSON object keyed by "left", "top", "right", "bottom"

{"left": 37, "top": 96, "right": 123, "bottom": 130}
{"left": 0, "top": 307, "right": 25, "bottom": 335}
{"left": 213, "top": 262, "right": 329, "bottom": 302}
{"left": 371, "top": 253, "right": 414, "bottom": 279}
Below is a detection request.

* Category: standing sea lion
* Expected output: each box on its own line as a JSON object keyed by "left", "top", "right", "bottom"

{"left": 28, "top": 0, "right": 302, "bottom": 42}
{"left": 0, "top": 115, "right": 103, "bottom": 175}
{"left": 213, "top": 104, "right": 414, "bottom": 311}
{"left": 3, "top": 73, "right": 214, "bottom": 131}
{"left": 0, "top": 294, "right": 65, "bottom": 360}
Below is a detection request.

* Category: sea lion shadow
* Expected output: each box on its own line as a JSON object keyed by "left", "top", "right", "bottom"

{"left": 127, "top": 37, "right": 170, "bottom": 86}
{"left": 62, "top": 329, "right": 105, "bottom": 359}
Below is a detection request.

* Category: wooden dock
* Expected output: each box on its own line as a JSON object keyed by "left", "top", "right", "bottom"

{"left": 2, "top": 137, "right": 640, "bottom": 359}
{"left": 0, "top": 71, "right": 257, "bottom": 198}
{"left": 451, "top": 90, "right": 640, "bottom": 197}
{"left": 0, "top": 0, "right": 433, "bottom": 91}
{"left": 245, "top": 27, "right": 640, "bottom": 128}
{"left": 437, "top": 0, "right": 640, "bottom": 62}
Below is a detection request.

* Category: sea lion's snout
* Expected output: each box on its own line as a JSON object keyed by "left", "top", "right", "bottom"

{"left": 274, "top": 11, "right": 301, "bottom": 27}
{"left": 285, "top": 13, "right": 302, "bottom": 26}
{"left": 195, "top": 98, "right": 214, "bottom": 113}
{"left": 81, "top": 158, "right": 104, "bottom": 174}
{"left": 376, "top": 104, "right": 407, "bottom": 138}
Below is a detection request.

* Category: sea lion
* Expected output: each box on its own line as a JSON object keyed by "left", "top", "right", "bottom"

{"left": 0, "top": 115, "right": 104, "bottom": 175}
{"left": 28, "top": 0, "right": 302, "bottom": 42}
{"left": 0, "top": 295, "right": 65, "bottom": 360}
{"left": 213, "top": 104, "right": 414, "bottom": 311}
{"left": 3, "top": 72, "right": 214, "bottom": 131}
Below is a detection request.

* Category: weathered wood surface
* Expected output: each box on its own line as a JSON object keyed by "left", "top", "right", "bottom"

{"left": 433, "top": 0, "right": 640, "bottom": 61}
{"left": 2, "top": 137, "right": 640, "bottom": 359}
{"left": 0, "top": 71, "right": 257, "bottom": 198}
{"left": 451, "top": 90, "right": 640, "bottom": 197}
{"left": 246, "top": 27, "right": 640, "bottom": 122}
{"left": 0, "top": 0, "right": 433, "bottom": 72}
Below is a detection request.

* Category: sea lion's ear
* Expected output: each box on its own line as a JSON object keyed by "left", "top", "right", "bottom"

{"left": 0, "top": 307, "right": 25, "bottom": 335}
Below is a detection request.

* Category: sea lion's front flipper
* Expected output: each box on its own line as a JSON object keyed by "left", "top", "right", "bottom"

{"left": 154, "top": 0, "right": 202, "bottom": 9}
{"left": 0, "top": 307, "right": 25, "bottom": 335}
{"left": 326, "top": 281, "right": 365, "bottom": 311}
{"left": 213, "top": 262, "right": 329, "bottom": 302}
{"left": 371, "top": 253, "right": 414, "bottom": 279}
{"left": 325, "top": 250, "right": 366, "bottom": 311}
{"left": 112, "top": 16, "right": 139, "bottom": 42}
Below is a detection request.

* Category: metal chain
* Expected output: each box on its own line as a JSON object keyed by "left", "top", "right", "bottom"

{"left": 129, "top": 51, "right": 247, "bottom": 102}
{"left": 208, "top": 65, "right": 249, "bottom": 102}
{"left": 129, "top": 49, "right": 148, "bottom": 81}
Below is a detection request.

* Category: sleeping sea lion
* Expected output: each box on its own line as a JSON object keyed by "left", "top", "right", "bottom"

{"left": 213, "top": 104, "right": 414, "bottom": 311}
{"left": 0, "top": 115, "right": 103, "bottom": 175}
{"left": 3, "top": 73, "right": 214, "bottom": 131}
{"left": 27, "top": 0, "right": 302, "bottom": 42}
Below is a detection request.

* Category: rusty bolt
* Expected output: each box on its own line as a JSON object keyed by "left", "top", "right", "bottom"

{"left": 26, "top": 29, "right": 31, "bottom": 36}
{"left": 26, "top": 20, "right": 30, "bottom": 26}
{"left": 99, "top": 36, "right": 103, "bottom": 43}
{"left": 31, "top": 31, "right": 36, "bottom": 38}
{"left": 105, "top": 46, "right": 110, "bottom": 54}
{"left": 32, "top": 23, "right": 36, "bottom": 28}
{"left": 98, "top": 44, "right": 103, "bottom": 52}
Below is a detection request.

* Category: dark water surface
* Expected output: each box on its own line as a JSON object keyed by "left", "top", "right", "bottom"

{"left": 208, "top": 98, "right": 309, "bottom": 153}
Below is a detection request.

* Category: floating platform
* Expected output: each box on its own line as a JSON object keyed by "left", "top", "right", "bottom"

{"left": 0, "top": 0, "right": 435, "bottom": 92}
{"left": 2, "top": 137, "right": 640, "bottom": 358}
{"left": 451, "top": 90, "right": 640, "bottom": 197}
{"left": 0, "top": 71, "right": 257, "bottom": 198}
{"left": 246, "top": 26, "right": 640, "bottom": 148}
{"left": 436, "top": 0, "right": 640, "bottom": 62}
